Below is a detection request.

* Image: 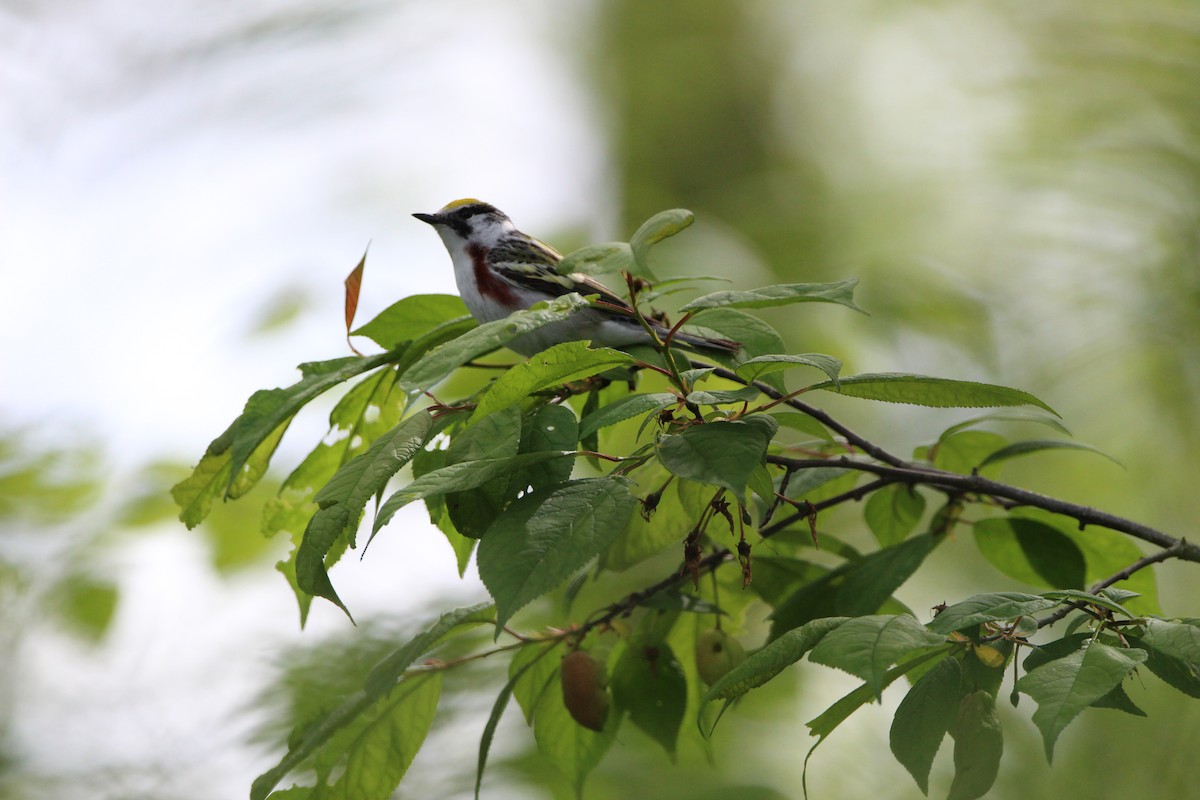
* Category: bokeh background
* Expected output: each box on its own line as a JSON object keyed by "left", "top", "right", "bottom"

{"left": 3, "top": 1, "right": 1199, "bottom": 798}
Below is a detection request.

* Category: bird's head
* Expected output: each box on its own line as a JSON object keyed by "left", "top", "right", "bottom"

{"left": 413, "top": 199, "right": 516, "bottom": 248}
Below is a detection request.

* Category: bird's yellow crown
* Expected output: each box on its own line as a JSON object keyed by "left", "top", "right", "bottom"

{"left": 439, "top": 197, "right": 486, "bottom": 212}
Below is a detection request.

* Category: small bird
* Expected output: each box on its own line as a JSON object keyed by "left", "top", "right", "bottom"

{"left": 413, "top": 199, "right": 740, "bottom": 357}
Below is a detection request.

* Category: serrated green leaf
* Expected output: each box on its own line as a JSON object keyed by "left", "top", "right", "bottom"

{"left": 685, "top": 385, "right": 762, "bottom": 405}
{"left": 351, "top": 294, "right": 471, "bottom": 349}
{"left": 171, "top": 447, "right": 233, "bottom": 529}
{"left": 808, "top": 373, "right": 1057, "bottom": 414}
{"left": 704, "top": 617, "right": 848, "bottom": 704}
{"left": 1015, "top": 639, "right": 1147, "bottom": 760}
{"left": 478, "top": 478, "right": 638, "bottom": 631}
{"left": 401, "top": 294, "right": 591, "bottom": 389}
{"left": 365, "top": 603, "right": 495, "bottom": 697}
{"left": 557, "top": 241, "right": 636, "bottom": 277}
{"left": 918, "top": 430, "right": 1007, "bottom": 475}
{"left": 611, "top": 637, "right": 687, "bottom": 757}
{"left": 835, "top": 534, "right": 939, "bottom": 617}
{"left": 809, "top": 614, "right": 947, "bottom": 700}
{"left": 469, "top": 342, "right": 634, "bottom": 422}
{"left": 947, "top": 690, "right": 1003, "bottom": 800}
{"left": 223, "top": 352, "right": 398, "bottom": 495}
{"left": 313, "top": 411, "right": 434, "bottom": 513}
{"left": 938, "top": 411, "right": 1072, "bottom": 440}
{"left": 443, "top": 407, "right": 524, "bottom": 538}
{"left": 928, "top": 593, "right": 1060, "bottom": 635}
{"left": 1129, "top": 634, "right": 1200, "bottom": 698}
{"left": 890, "top": 656, "right": 963, "bottom": 794}
{"left": 805, "top": 646, "right": 952, "bottom": 741}
{"left": 602, "top": 464, "right": 706, "bottom": 572}
{"left": 630, "top": 208, "right": 695, "bottom": 274}
{"left": 687, "top": 309, "right": 788, "bottom": 392}
{"left": 656, "top": 415, "right": 778, "bottom": 500}
{"left": 251, "top": 604, "right": 491, "bottom": 800}
{"left": 371, "top": 451, "right": 575, "bottom": 536}
{"left": 292, "top": 412, "right": 435, "bottom": 611}
{"left": 515, "top": 404, "right": 580, "bottom": 492}
{"left": 476, "top": 647, "right": 553, "bottom": 800}
{"left": 978, "top": 439, "right": 1121, "bottom": 469}
{"left": 769, "top": 411, "right": 833, "bottom": 441}
{"left": 974, "top": 517, "right": 1087, "bottom": 590}
{"left": 322, "top": 674, "right": 441, "bottom": 800}
{"left": 579, "top": 392, "right": 678, "bottom": 441}
{"left": 680, "top": 279, "right": 863, "bottom": 313}
{"left": 734, "top": 353, "right": 843, "bottom": 385}
{"left": 1040, "top": 589, "right": 1137, "bottom": 619}
{"left": 1139, "top": 618, "right": 1200, "bottom": 665}
{"left": 863, "top": 485, "right": 926, "bottom": 547}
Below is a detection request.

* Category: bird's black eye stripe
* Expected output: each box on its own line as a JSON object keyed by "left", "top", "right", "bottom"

{"left": 455, "top": 203, "right": 498, "bottom": 219}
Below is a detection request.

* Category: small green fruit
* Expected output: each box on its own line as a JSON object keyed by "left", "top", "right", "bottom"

{"left": 561, "top": 650, "right": 610, "bottom": 732}
{"left": 695, "top": 628, "right": 746, "bottom": 686}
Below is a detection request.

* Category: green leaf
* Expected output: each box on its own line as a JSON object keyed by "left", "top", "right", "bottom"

{"left": 1129, "top": 633, "right": 1200, "bottom": 698}
{"left": 1138, "top": 618, "right": 1200, "bottom": 665}
{"left": 293, "top": 412, "right": 435, "bottom": 610}
{"left": 978, "top": 439, "right": 1122, "bottom": 469}
{"left": 173, "top": 417, "right": 291, "bottom": 528}
{"left": 835, "top": 534, "right": 939, "bottom": 617}
{"left": 928, "top": 592, "right": 1060, "bottom": 635}
{"left": 734, "top": 353, "right": 843, "bottom": 385}
{"left": 656, "top": 415, "right": 778, "bottom": 500}
{"left": 557, "top": 242, "right": 636, "bottom": 277}
{"left": 973, "top": 517, "right": 1087, "bottom": 590}
{"left": 476, "top": 648, "right": 552, "bottom": 799}
{"left": 948, "top": 690, "right": 1004, "bottom": 800}
{"left": 689, "top": 309, "right": 786, "bottom": 356}
{"left": 321, "top": 674, "right": 441, "bottom": 800}
{"left": 808, "top": 373, "right": 1058, "bottom": 414}
{"left": 630, "top": 208, "right": 695, "bottom": 274}
{"left": 477, "top": 478, "right": 638, "bottom": 630}
{"left": 602, "top": 464, "right": 707, "bottom": 572}
{"left": 863, "top": 485, "right": 926, "bottom": 547}
{"left": 365, "top": 603, "right": 495, "bottom": 697}
{"left": 579, "top": 392, "right": 678, "bottom": 441}
{"left": 808, "top": 614, "right": 947, "bottom": 700}
{"left": 805, "top": 646, "right": 952, "bottom": 742}
{"left": 938, "top": 411, "right": 1071, "bottom": 439}
{"left": 679, "top": 279, "right": 863, "bottom": 313}
{"left": 351, "top": 294, "right": 471, "bottom": 349}
{"left": 443, "top": 407, "right": 525, "bottom": 539}
{"left": 1015, "top": 639, "right": 1147, "bottom": 761}
{"left": 684, "top": 385, "right": 762, "bottom": 405}
{"left": 371, "top": 451, "right": 575, "bottom": 536}
{"left": 890, "top": 656, "right": 963, "bottom": 795}
{"left": 401, "top": 294, "right": 591, "bottom": 389}
{"left": 704, "top": 617, "right": 848, "bottom": 703}
{"left": 509, "top": 641, "right": 619, "bottom": 794}
{"left": 769, "top": 411, "right": 832, "bottom": 441}
{"left": 514, "top": 404, "right": 580, "bottom": 492}
{"left": 313, "top": 411, "right": 434, "bottom": 515}
{"left": 611, "top": 637, "right": 688, "bottom": 757}
{"left": 470, "top": 341, "right": 634, "bottom": 422}
{"left": 224, "top": 352, "right": 398, "bottom": 495}
{"left": 251, "top": 604, "right": 491, "bottom": 800}
{"left": 918, "top": 430, "right": 1007, "bottom": 475}
{"left": 1040, "top": 589, "right": 1137, "bottom": 619}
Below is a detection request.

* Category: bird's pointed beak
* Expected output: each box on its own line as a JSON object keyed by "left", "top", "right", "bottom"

{"left": 412, "top": 212, "right": 441, "bottom": 225}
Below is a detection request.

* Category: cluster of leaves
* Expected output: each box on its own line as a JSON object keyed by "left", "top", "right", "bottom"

{"left": 173, "top": 210, "right": 1200, "bottom": 800}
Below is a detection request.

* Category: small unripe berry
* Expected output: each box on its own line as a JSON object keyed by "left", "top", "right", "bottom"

{"left": 561, "top": 650, "right": 610, "bottom": 732}
{"left": 695, "top": 628, "right": 746, "bottom": 686}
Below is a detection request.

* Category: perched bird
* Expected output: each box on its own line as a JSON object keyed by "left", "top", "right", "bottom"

{"left": 413, "top": 199, "right": 739, "bottom": 357}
